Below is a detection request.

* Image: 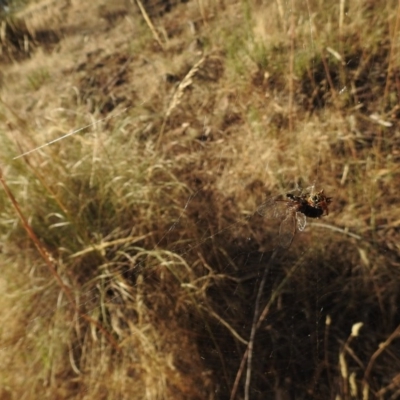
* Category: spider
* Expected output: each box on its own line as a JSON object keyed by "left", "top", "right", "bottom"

{"left": 257, "top": 188, "right": 332, "bottom": 248}
{"left": 287, "top": 189, "right": 332, "bottom": 218}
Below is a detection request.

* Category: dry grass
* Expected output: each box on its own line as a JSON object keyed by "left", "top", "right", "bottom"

{"left": 0, "top": 0, "right": 400, "bottom": 399}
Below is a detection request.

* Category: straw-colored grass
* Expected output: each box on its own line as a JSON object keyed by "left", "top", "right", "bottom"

{"left": 1, "top": 0, "right": 400, "bottom": 399}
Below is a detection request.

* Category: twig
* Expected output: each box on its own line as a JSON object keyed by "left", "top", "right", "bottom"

{"left": 363, "top": 324, "right": 400, "bottom": 389}
{"left": 0, "top": 166, "right": 120, "bottom": 351}
{"left": 13, "top": 107, "right": 128, "bottom": 160}
{"left": 383, "top": 1, "right": 400, "bottom": 104}
{"left": 230, "top": 346, "right": 250, "bottom": 400}
{"left": 244, "top": 248, "right": 279, "bottom": 400}
{"left": 208, "top": 308, "right": 249, "bottom": 345}
{"left": 134, "top": 0, "right": 165, "bottom": 50}
{"left": 231, "top": 246, "right": 307, "bottom": 400}
{"left": 308, "top": 222, "right": 362, "bottom": 240}
{"left": 229, "top": 248, "right": 279, "bottom": 400}
{"left": 288, "top": 0, "right": 295, "bottom": 133}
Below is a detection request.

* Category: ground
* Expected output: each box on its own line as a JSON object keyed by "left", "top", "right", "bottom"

{"left": 0, "top": 0, "right": 400, "bottom": 399}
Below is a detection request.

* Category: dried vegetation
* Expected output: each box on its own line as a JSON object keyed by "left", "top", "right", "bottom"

{"left": 0, "top": 0, "right": 400, "bottom": 399}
